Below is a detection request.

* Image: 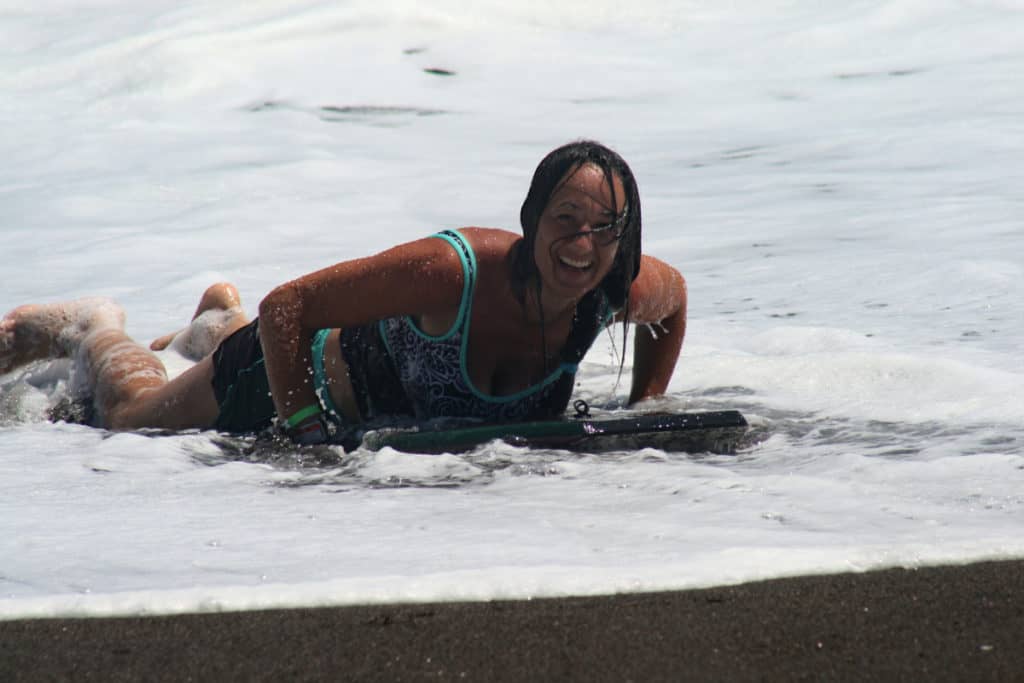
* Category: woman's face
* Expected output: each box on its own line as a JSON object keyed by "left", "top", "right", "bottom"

{"left": 533, "top": 163, "right": 627, "bottom": 305}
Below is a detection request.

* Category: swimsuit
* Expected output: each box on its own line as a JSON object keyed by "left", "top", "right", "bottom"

{"left": 210, "top": 320, "right": 354, "bottom": 433}
{"left": 340, "top": 229, "right": 614, "bottom": 423}
{"left": 209, "top": 318, "right": 276, "bottom": 433}
{"left": 210, "top": 229, "right": 614, "bottom": 432}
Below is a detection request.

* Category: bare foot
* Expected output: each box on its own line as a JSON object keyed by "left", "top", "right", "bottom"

{"left": 148, "top": 331, "right": 178, "bottom": 353}
{"left": 150, "top": 283, "right": 248, "bottom": 360}
{"left": 0, "top": 298, "right": 125, "bottom": 376}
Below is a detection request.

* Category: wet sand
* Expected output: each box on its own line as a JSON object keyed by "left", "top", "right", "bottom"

{"left": 2, "top": 559, "right": 1022, "bottom": 681}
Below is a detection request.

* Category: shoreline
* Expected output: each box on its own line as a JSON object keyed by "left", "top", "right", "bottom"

{"left": 3, "top": 559, "right": 1022, "bottom": 681}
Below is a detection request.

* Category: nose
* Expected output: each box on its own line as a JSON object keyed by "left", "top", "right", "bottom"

{"left": 566, "top": 224, "right": 597, "bottom": 245}
{"left": 561, "top": 232, "right": 596, "bottom": 252}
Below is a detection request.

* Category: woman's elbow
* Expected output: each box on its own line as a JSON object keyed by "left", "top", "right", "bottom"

{"left": 626, "top": 260, "right": 686, "bottom": 324}
{"left": 673, "top": 270, "right": 687, "bottom": 317}
{"left": 258, "top": 283, "right": 302, "bottom": 327}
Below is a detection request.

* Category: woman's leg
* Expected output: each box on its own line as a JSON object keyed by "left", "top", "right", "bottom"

{"left": 1, "top": 297, "right": 125, "bottom": 377}
{"left": 1, "top": 290, "right": 240, "bottom": 431}
{"left": 150, "top": 283, "right": 250, "bottom": 360}
{"left": 78, "top": 319, "right": 221, "bottom": 430}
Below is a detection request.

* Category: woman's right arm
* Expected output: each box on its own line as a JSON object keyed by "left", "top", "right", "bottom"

{"left": 257, "top": 237, "right": 464, "bottom": 429}
{"left": 616, "top": 254, "right": 688, "bottom": 405}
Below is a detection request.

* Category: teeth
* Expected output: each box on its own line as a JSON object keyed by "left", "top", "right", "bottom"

{"left": 559, "top": 255, "right": 592, "bottom": 269}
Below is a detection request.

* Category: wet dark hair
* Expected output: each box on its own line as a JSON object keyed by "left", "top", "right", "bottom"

{"left": 514, "top": 139, "right": 642, "bottom": 310}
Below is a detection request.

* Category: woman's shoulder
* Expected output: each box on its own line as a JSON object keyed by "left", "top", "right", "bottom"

{"left": 445, "top": 227, "right": 520, "bottom": 262}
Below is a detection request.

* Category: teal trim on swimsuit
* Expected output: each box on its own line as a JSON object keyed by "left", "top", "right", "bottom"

{"left": 311, "top": 328, "right": 342, "bottom": 419}
{"left": 460, "top": 342, "right": 577, "bottom": 405}
{"left": 602, "top": 306, "right": 615, "bottom": 327}
{"left": 380, "top": 228, "right": 589, "bottom": 409}
{"left": 378, "top": 318, "right": 393, "bottom": 359}
{"left": 442, "top": 231, "right": 576, "bottom": 405}
{"left": 403, "top": 230, "right": 475, "bottom": 342}
{"left": 378, "top": 229, "right": 474, "bottom": 358}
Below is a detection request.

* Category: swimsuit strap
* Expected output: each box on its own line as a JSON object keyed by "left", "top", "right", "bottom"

{"left": 446, "top": 229, "right": 579, "bottom": 403}
{"left": 359, "top": 228, "right": 608, "bottom": 421}
{"left": 311, "top": 328, "right": 342, "bottom": 420}
{"left": 378, "top": 229, "right": 476, "bottom": 349}
{"left": 431, "top": 229, "right": 477, "bottom": 339}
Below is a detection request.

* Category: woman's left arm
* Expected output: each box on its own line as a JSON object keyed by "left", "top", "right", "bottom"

{"left": 618, "top": 255, "right": 687, "bottom": 404}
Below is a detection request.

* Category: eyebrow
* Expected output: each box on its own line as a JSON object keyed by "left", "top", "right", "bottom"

{"left": 554, "top": 200, "right": 618, "bottom": 217}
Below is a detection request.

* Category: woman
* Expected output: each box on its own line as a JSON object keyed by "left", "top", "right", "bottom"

{"left": 0, "top": 141, "right": 687, "bottom": 445}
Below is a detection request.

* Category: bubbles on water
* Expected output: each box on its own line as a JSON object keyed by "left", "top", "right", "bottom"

{"left": 0, "top": 378, "right": 51, "bottom": 426}
{"left": 0, "top": 358, "right": 88, "bottom": 426}
{"left": 182, "top": 423, "right": 754, "bottom": 491}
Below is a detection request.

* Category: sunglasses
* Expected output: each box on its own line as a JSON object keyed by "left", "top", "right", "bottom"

{"left": 552, "top": 205, "right": 629, "bottom": 247}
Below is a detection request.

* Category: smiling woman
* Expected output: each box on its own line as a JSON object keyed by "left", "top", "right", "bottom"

{"left": 0, "top": 140, "right": 687, "bottom": 444}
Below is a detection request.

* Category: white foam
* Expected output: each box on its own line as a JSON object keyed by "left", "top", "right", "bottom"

{"left": 7, "top": 539, "right": 1024, "bottom": 622}
{"left": 1, "top": 0, "right": 1023, "bottom": 618}
{"left": 679, "top": 331, "right": 1024, "bottom": 423}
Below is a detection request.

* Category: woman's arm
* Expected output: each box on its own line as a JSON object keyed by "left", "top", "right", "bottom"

{"left": 618, "top": 255, "right": 687, "bottom": 405}
{"left": 257, "top": 236, "right": 464, "bottom": 427}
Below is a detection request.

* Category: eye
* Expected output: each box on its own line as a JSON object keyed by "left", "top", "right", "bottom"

{"left": 555, "top": 214, "right": 580, "bottom": 229}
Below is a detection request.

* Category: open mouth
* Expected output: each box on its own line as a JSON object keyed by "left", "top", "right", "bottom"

{"left": 558, "top": 254, "right": 593, "bottom": 271}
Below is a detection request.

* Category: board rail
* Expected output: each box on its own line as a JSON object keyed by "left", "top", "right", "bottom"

{"left": 359, "top": 410, "right": 749, "bottom": 455}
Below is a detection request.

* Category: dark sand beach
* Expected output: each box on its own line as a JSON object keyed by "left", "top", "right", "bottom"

{"left": 3, "top": 559, "right": 1022, "bottom": 681}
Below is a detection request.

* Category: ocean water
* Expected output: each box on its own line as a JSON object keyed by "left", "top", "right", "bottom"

{"left": 1, "top": 0, "right": 1022, "bottom": 619}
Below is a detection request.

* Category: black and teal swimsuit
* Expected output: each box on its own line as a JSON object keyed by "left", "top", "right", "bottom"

{"left": 211, "top": 229, "right": 614, "bottom": 433}
{"left": 341, "top": 229, "right": 615, "bottom": 423}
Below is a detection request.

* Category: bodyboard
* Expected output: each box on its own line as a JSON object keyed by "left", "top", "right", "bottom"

{"left": 359, "top": 410, "right": 748, "bottom": 455}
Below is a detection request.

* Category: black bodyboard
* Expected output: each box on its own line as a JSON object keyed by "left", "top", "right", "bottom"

{"left": 359, "top": 410, "right": 748, "bottom": 455}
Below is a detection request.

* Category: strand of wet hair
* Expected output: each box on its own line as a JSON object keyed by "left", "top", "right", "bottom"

{"left": 606, "top": 303, "right": 630, "bottom": 406}
{"left": 535, "top": 276, "right": 549, "bottom": 377}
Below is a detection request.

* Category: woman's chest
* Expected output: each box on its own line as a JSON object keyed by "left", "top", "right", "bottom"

{"left": 461, "top": 307, "right": 573, "bottom": 396}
